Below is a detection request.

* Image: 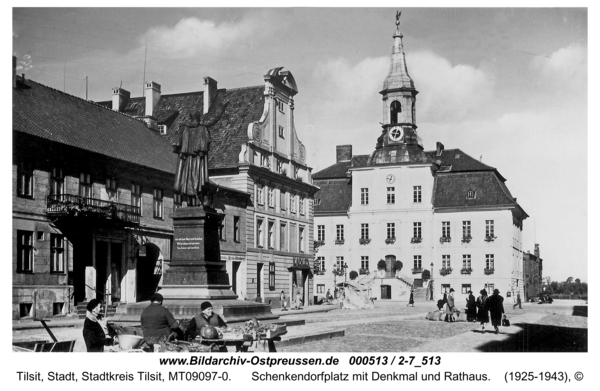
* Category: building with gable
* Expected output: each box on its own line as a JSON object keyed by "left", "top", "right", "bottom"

{"left": 101, "top": 68, "right": 319, "bottom": 308}
{"left": 312, "top": 16, "right": 529, "bottom": 304}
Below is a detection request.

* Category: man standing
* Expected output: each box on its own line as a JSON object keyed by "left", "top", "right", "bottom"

{"left": 140, "top": 293, "right": 180, "bottom": 341}
{"left": 513, "top": 290, "right": 522, "bottom": 309}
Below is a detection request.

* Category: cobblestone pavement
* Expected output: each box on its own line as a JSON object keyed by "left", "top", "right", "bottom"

{"left": 12, "top": 300, "right": 587, "bottom": 353}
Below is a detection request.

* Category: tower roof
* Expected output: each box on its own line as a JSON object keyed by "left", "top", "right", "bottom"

{"left": 382, "top": 11, "right": 415, "bottom": 92}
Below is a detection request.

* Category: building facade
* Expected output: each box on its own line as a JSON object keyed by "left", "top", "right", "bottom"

{"left": 313, "top": 16, "right": 529, "bottom": 305}
{"left": 523, "top": 244, "right": 543, "bottom": 301}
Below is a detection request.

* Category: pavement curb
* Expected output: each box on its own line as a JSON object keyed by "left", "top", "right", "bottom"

{"left": 255, "top": 329, "right": 346, "bottom": 351}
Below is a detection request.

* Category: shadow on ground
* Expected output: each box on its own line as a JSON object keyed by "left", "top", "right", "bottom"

{"left": 572, "top": 306, "right": 587, "bottom": 317}
{"left": 474, "top": 323, "right": 587, "bottom": 352}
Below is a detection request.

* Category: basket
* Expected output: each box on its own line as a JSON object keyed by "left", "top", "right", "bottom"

{"left": 118, "top": 335, "right": 144, "bottom": 350}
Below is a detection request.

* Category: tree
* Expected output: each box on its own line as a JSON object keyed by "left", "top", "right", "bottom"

{"left": 575, "top": 278, "right": 581, "bottom": 284}
{"left": 349, "top": 270, "right": 358, "bottom": 280}
{"left": 377, "top": 259, "right": 387, "bottom": 271}
{"left": 422, "top": 269, "right": 431, "bottom": 281}
{"left": 566, "top": 277, "right": 573, "bottom": 284}
{"left": 394, "top": 260, "right": 403, "bottom": 272}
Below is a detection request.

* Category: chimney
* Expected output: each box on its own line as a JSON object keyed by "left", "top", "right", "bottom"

{"left": 336, "top": 145, "right": 352, "bottom": 163}
{"left": 144, "top": 81, "right": 161, "bottom": 117}
{"left": 111, "top": 87, "right": 130, "bottom": 112}
{"left": 436, "top": 141, "right": 444, "bottom": 156}
{"left": 13, "top": 56, "right": 16, "bottom": 89}
{"left": 534, "top": 244, "right": 540, "bottom": 259}
{"left": 203, "top": 77, "right": 218, "bottom": 114}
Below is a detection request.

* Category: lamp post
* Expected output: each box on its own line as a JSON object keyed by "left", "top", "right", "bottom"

{"left": 430, "top": 262, "right": 434, "bottom": 301}
{"left": 343, "top": 264, "right": 348, "bottom": 282}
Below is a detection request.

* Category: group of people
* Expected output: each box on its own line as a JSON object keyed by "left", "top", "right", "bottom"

{"left": 466, "top": 288, "right": 505, "bottom": 334}
{"left": 82, "top": 293, "right": 227, "bottom": 352}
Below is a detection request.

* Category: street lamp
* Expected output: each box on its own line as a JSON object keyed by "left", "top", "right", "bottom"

{"left": 342, "top": 263, "right": 348, "bottom": 282}
{"left": 430, "top": 262, "right": 434, "bottom": 301}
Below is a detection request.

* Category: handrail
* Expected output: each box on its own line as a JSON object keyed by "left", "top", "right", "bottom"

{"left": 46, "top": 194, "right": 140, "bottom": 224}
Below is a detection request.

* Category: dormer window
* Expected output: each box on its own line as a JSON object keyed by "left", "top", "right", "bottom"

{"left": 276, "top": 99, "right": 285, "bottom": 113}
{"left": 390, "top": 100, "right": 402, "bottom": 124}
{"left": 158, "top": 125, "right": 167, "bottom": 135}
{"left": 467, "top": 190, "right": 476, "bottom": 200}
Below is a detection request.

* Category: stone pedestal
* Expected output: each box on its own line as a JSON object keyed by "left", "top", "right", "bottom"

{"left": 113, "top": 206, "right": 274, "bottom": 323}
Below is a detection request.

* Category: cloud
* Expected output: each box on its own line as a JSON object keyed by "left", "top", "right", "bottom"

{"left": 16, "top": 54, "right": 33, "bottom": 72}
{"left": 146, "top": 14, "right": 271, "bottom": 59}
{"left": 529, "top": 43, "right": 587, "bottom": 90}
{"left": 409, "top": 51, "right": 495, "bottom": 123}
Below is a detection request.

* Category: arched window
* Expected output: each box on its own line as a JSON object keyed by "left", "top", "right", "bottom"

{"left": 390, "top": 101, "right": 402, "bottom": 124}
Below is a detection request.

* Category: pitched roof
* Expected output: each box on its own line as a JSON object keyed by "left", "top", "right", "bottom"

{"left": 97, "top": 86, "right": 265, "bottom": 170}
{"left": 432, "top": 171, "right": 517, "bottom": 209}
{"left": 425, "top": 148, "right": 497, "bottom": 174}
{"left": 313, "top": 179, "right": 352, "bottom": 214}
{"left": 13, "top": 80, "right": 176, "bottom": 174}
{"left": 313, "top": 155, "right": 370, "bottom": 179}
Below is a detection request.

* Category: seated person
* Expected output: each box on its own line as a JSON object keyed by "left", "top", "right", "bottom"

{"left": 140, "top": 293, "right": 181, "bottom": 344}
{"left": 186, "top": 301, "right": 227, "bottom": 339}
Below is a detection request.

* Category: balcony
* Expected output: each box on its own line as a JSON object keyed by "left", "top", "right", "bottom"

{"left": 47, "top": 194, "right": 140, "bottom": 224}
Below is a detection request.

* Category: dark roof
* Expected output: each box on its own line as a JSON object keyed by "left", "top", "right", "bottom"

{"left": 97, "top": 86, "right": 265, "bottom": 170}
{"left": 13, "top": 80, "right": 176, "bottom": 174}
{"left": 313, "top": 155, "right": 370, "bottom": 179}
{"left": 425, "top": 148, "right": 498, "bottom": 174}
{"left": 432, "top": 171, "right": 516, "bottom": 209}
{"left": 313, "top": 179, "right": 352, "bottom": 214}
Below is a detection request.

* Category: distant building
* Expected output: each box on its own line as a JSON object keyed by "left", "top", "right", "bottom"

{"left": 312, "top": 16, "right": 529, "bottom": 303}
{"left": 523, "top": 244, "right": 543, "bottom": 301}
{"left": 100, "top": 68, "right": 319, "bottom": 308}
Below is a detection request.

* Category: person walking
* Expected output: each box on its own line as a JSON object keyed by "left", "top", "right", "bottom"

{"left": 279, "top": 290, "right": 288, "bottom": 311}
{"left": 407, "top": 289, "right": 415, "bottom": 307}
{"left": 466, "top": 290, "right": 477, "bottom": 322}
{"left": 487, "top": 289, "right": 505, "bottom": 334}
{"left": 476, "top": 289, "right": 490, "bottom": 332}
{"left": 513, "top": 290, "right": 522, "bottom": 310}
{"left": 445, "top": 288, "right": 456, "bottom": 322}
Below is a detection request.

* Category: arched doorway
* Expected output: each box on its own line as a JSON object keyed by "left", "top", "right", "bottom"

{"left": 385, "top": 254, "right": 396, "bottom": 278}
{"left": 136, "top": 243, "right": 163, "bottom": 302}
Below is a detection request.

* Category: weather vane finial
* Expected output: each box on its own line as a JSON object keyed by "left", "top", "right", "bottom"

{"left": 396, "top": 11, "right": 401, "bottom": 26}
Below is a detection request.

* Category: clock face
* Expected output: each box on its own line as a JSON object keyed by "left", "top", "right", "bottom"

{"left": 389, "top": 126, "right": 404, "bottom": 142}
{"left": 386, "top": 174, "right": 395, "bottom": 184}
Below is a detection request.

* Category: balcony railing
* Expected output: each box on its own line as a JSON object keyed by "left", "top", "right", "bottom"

{"left": 47, "top": 194, "right": 141, "bottom": 224}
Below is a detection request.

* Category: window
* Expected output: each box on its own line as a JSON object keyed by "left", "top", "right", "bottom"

{"left": 442, "top": 255, "right": 451, "bottom": 269}
{"left": 17, "top": 162, "right": 34, "bottom": 198}
{"left": 390, "top": 100, "right": 402, "bottom": 124}
{"left": 268, "top": 262, "right": 275, "bottom": 291}
{"left": 268, "top": 187, "right": 275, "bottom": 207}
{"left": 257, "top": 184, "right": 264, "bottom": 205}
{"left": 277, "top": 99, "right": 285, "bottom": 112}
{"left": 413, "top": 222, "right": 422, "bottom": 238}
{"left": 441, "top": 284, "right": 451, "bottom": 294}
{"left": 153, "top": 188, "right": 163, "bottom": 219}
{"left": 219, "top": 215, "right": 226, "bottom": 241}
{"left": 442, "top": 221, "right": 451, "bottom": 238}
{"left": 50, "top": 167, "right": 64, "bottom": 196}
{"left": 413, "top": 255, "right": 422, "bottom": 270}
{"left": 317, "top": 225, "right": 325, "bottom": 242}
{"left": 467, "top": 190, "right": 476, "bottom": 200}
{"left": 387, "top": 223, "right": 395, "bottom": 239}
{"left": 317, "top": 284, "right": 325, "bottom": 294}
{"left": 361, "top": 188, "right": 369, "bottom": 205}
{"left": 387, "top": 187, "right": 395, "bottom": 204}
{"left": 486, "top": 220, "right": 495, "bottom": 237}
{"left": 316, "top": 256, "right": 325, "bottom": 272}
{"left": 278, "top": 125, "right": 284, "bottom": 138}
{"left": 336, "top": 256, "right": 345, "bottom": 269}
{"left": 413, "top": 186, "right": 422, "bottom": 203}
{"left": 361, "top": 223, "right": 369, "bottom": 239}
{"left": 131, "top": 183, "right": 141, "bottom": 211}
{"left": 486, "top": 283, "right": 495, "bottom": 294}
{"left": 256, "top": 218, "right": 264, "bottom": 248}
{"left": 361, "top": 256, "right": 369, "bottom": 270}
{"left": 461, "top": 284, "right": 472, "bottom": 294}
{"left": 486, "top": 254, "right": 495, "bottom": 269}
{"left": 268, "top": 221, "right": 275, "bottom": 248}
{"left": 279, "top": 222, "right": 287, "bottom": 251}
{"left": 79, "top": 173, "right": 91, "bottom": 198}
{"left": 158, "top": 124, "right": 167, "bottom": 135}
{"left": 299, "top": 197, "right": 305, "bottom": 215}
{"left": 463, "top": 221, "right": 471, "bottom": 237}
{"left": 261, "top": 154, "right": 270, "bottom": 168}
{"left": 106, "top": 178, "right": 117, "bottom": 192}
{"left": 17, "top": 230, "right": 34, "bottom": 273}
{"left": 290, "top": 195, "right": 296, "bottom": 213}
{"left": 280, "top": 191, "right": 287, "bottom": 211}
{"left": 336, "top": 225, "right": 344, "bottom": 241}
{"left": 50, "top": 234, "right": 65, "bottom": 273}
{"left": 462, "top": 254, "right": 471, "bottom": 269}
{"left": 299, "top": 225, "right": 305, "bottom": 253}
{"left": 234, "top": 216, "right": 240, "bottom": 242}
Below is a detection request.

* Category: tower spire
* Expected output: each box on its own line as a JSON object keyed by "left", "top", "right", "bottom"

{"left": 383, "top": 11, "right": 414, "bottom": 91}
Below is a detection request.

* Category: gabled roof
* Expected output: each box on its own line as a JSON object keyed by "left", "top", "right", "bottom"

{"left": 13, "top": 80, "right": 176, "bottom": 174}
{"left": 313, "top": 155, "right": 370, "bottom": 179}
{"left": 313, "top": 179, "right": 352, "bottom": 214}
{"left": 432, "top": 171, "right": 516, "bottom": 209}
{"left": 97, "top": 86, "right": 265, "bottom": 170}
{"left": 425, "top": 148, "right": 501, "bottom": 177}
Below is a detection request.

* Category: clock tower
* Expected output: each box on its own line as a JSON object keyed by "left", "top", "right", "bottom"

{"left": 368, "top": 12, "right": 428, "bottom": 165}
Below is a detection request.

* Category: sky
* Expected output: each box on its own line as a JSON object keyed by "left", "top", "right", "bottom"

{"left": 11, "top": 6, "right": 589, "bottom": 283}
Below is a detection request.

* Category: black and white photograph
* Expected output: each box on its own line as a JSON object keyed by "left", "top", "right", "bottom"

{"left": 7, "top": 3, "right": 593, "bottom": 387}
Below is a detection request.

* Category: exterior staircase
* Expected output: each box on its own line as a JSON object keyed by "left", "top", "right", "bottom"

{"left": 412, "top": 287, "right": 429, "bottom": 302}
